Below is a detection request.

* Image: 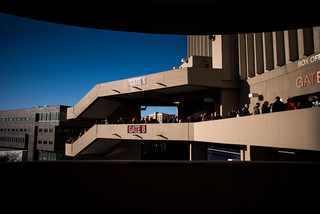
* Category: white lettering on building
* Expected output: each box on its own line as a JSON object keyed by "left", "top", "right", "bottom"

{"left": 128, "top": 77, "right": 147, "bottom": 87}
{"left": 298, "top": 54, "right": 320, "bottom": 68}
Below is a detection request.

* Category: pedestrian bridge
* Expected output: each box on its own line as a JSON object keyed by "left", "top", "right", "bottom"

{"left": 66, "top": 107, "right": 320, "bottom": 160}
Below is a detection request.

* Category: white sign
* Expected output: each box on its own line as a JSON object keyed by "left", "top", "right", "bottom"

{"left": 298, "top": 53, "right": 320, "bottom": 68}
{"left": 128, "top": 77, "right": 147, "bottom": 87}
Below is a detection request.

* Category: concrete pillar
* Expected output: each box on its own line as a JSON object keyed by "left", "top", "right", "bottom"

{"left": 264, "top": 32, "right": 274, "bottom": 71}
{"left": 241, "top": 145, "right": 251, "bottom": 161}
{"left": 254, "top": 32, "right": 264, "bottom": 75}
{"left": 212, "top": 35, "right": 222, "bottom": 69}
{"left": 313, "top": 26, "right": 320, "bottom": 53}
{"left": 284, "top": 30, "right": 290, "bottom": 64}
{"left": 239, "top": 34, "right": 247, "bottom": 80}
{"left": 297, "top": 29, "right": 304, "bottom": 59}
{"left": 247, "top": 33, "right": 255, "bottom": 77}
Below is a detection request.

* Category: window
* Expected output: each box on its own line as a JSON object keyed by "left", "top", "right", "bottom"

{"left": 38, "top": 140, "right": 42, "bottom": 144}
{"left": 1, "top": 118, "right": 4, "bottom": 121}
{"left": 50, "top": 113, "right": 56, "bottom": 121}
{"left": 24, "top": 129, "right": 27, "bottom": 132}
{"left": 49, "top": 129, "right": 54, "bottom": 132}
{"left": 20, "top": 117, "right": 24, "bottom": 121}
{"left": 16, "top": 118, "right": 20, "bottom": 121}
{"left": 49, "top": 141, "right": 53, "bottom": 145}
{"left": 44, "top": 129, "right": 48, "bottom": 132}
{"left": 39, "top": 129, "right": 43, "bottom": 132}
{"left": 25, "top": 117, "right": 29, "bottom": 121}
{"left": 20, "top": 129, "right": 23, "bottom": 132}
{"left": 43, "top": 141, "right": 47, "bottom": 144}
{"left": 40, "top": 113, "right": 47, "bottom": 121}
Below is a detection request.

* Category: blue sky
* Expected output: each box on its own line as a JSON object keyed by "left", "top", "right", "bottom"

{"left": 0, "top": 12, "right": 187, "bottom": 116}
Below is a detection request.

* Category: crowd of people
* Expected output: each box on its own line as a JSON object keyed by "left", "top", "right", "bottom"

{"left": 67, "top": 94, "right": 319, "bottom": 143}
{"left": 98, "top": 94, "right": 320, "bottom": 125}
{"left": 66, "top": 128, "right": 88, "bottom": 144}
{"left": 236, "top": 94, "right": 320, "bottom": 117}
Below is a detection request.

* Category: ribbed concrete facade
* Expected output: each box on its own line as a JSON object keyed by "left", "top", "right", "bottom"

{"left": 188, "top": 27, "right": 320, "bottom": 80}
{"left": 188, "top": 35, "right": 212, "bottom": 58}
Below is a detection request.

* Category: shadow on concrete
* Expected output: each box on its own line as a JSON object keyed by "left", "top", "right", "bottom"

{"left": 1, "top": 160, "right": 319, "bottom": 213}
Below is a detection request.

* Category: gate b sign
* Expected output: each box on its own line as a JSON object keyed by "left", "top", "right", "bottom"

{"left": 128, "top": 125, "right": 147, "bottom": 134}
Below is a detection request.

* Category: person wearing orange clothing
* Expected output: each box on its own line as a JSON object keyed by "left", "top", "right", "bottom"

{"left": 145, "top": 116, "right": 149, "bottom": 124}
{"left": 285, "top": 97, "right": 297, "bottom": 110}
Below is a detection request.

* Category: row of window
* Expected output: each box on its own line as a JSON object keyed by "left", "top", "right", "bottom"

{"left": 0, "top": 136, "right": 25, "bottom": 143}
{"left": 38, "top": 112, "right": 67, "bottom": 121}
{"left": 0, "top": 128, "right": 55, "bottom": 133}
{"left": 39, "top": 112, "right": 59, "bottom": 121}
{"left": 39, "top": 128, "right": 54, "bottom": 133}
{"left": 38, "top": 150, "right": 57, "bottom": 161}
{"left": 0, "top": 128, "right": 28, "bottom": 132}
{"left": 1, "top": 117, "right": 29, "bottom": 122}
{"left": 38, "top": 140, "right": 53, "bottom": 145}
{"left": 0, "top": 112, "right": 67, "bottom": 123}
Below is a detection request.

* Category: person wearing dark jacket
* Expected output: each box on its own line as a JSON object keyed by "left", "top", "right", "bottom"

{"left": 272, "top": 96, "right": 285, "bottom": 112}
{"left": 241, "top": 104, "right": 250, "bottom": 116}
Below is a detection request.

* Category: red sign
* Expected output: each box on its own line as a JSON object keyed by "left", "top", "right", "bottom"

{"left": 128, "top": 125, "right": 147, "bottom": 134}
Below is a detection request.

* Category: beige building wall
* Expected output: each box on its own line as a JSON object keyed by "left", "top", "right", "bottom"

{"left": 188, "top": 26, "right": 320, "bottom": 113}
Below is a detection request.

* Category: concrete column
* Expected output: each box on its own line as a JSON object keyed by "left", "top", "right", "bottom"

{"left": 188, "top": 35, "right": 192, "bottom": 58}
{"left": 313, "top": 26, "right": 320, "bottom": 53}
{"left": 212, "top": 35, "right": 222, "bottom": 69}
{"left": 247, "top": 33, "right": 255, "bottom": 77}
{"left": 303, "top": 28, "right": 314, "bottom": 56}
{"left": 264, "top": 32, "right": 274, "bottom": 71}
{"left": 254, "top": 33, "right": 264, "bottom": 75}
{"left": 284, "top": 30, "right": 290, "bottom": 64}
{"left": 239, "top": 34, "right": 247, "bottom": 80}
{"left": 241, "top": 145, "right": 251, "bottom": 161}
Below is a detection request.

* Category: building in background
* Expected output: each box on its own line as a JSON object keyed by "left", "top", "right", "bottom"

{"left": 0, "top": 105, "right": 93, "bottom": 161}
{"left": 149, "top": 112, "right": 175, "bottom": 123}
